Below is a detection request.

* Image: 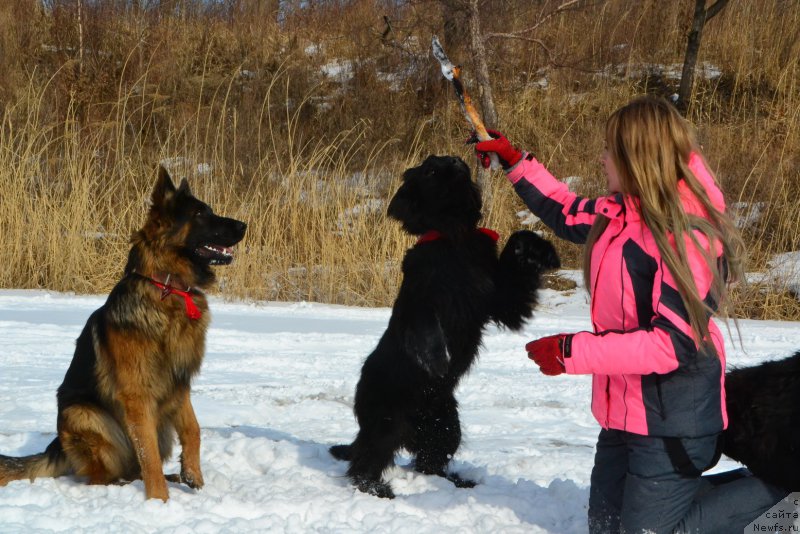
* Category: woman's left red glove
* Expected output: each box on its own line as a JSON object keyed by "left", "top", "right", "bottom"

{"left": 526, "top": 334, "right": 573, "bottom": 376}
{"left": 468, "top": 130, "right": 524, "bottom": 170}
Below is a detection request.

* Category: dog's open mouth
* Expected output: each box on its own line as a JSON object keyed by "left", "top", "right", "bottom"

{"left": 195, "top": 244, "right": 235, "bottom": 266}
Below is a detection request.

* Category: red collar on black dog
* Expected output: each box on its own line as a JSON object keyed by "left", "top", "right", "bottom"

{"left": 132, "top": 270, "right": 202, "bottom": 320}
{"left": 416, "top": 228, "right": 500, "bottom": 245}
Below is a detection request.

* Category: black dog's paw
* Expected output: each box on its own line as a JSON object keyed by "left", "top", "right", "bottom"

{"left": 354, "top": 477, "right": 395, "bottom": 499}
{"left": 329, "top": 444, "right": 353, "bottom": 461}
{"left": 415, "top": 462, "right": 477, "bottom": 489}
{"left": 504, "top": 230, "right": 560, "bottom": 272}
{"left": 446, "top": 472, "right": 477, "bottom": 489}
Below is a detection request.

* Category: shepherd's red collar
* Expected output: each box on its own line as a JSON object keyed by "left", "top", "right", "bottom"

{"left": 416, "top": 228, "right": 500, "bottom": 245}
{"left": 131, "top": 270, "right": 202, "bottom": 320}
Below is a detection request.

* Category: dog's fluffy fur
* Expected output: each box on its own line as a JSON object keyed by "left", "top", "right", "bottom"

{"left": 0, "top": 167, "right": 246, "bottom": 501}
{"left": 330, "top": 155, "right": 560, "bottom": 498}
{"left": 723, "top": 352, "right": 800, "bottom": 491}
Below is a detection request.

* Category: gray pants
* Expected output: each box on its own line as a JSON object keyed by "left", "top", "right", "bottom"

{"left": 588, "top": 428, "right": 789, "bottom": 534}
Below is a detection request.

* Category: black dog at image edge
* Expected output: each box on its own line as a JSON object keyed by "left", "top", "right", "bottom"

{"left": 329, "top": 155, "right": 560, "bottom": 498}
{"left": 723, "top": 352, "right": 800, "bottom": 491}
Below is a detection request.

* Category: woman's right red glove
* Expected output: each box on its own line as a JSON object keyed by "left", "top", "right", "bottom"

{"left": 526, "top": 334, "right": 572, "bottom": 376}
{"left": 471, "top": 130, "right": 524, "bottom": 170}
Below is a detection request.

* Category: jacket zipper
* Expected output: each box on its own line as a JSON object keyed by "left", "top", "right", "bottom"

{"left": 589, "top": 219, "right": 625, "bottom": 430}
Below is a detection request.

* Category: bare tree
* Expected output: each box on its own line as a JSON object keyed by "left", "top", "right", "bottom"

{"left": 466, "top": 0, "right": 498, "bottom": 129}
{"left": 676, "top": 0, "right": 729, "bottom": 113}
{"left": 437, "top": 0, "right": 589, "bottom": 130}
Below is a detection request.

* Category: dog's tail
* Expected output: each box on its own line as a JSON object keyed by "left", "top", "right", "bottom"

{"left": 0, "top": 439, "right": 71, "bottom": 486}
{"left": 329, "top": 444, "right": 353, "bottom": 461}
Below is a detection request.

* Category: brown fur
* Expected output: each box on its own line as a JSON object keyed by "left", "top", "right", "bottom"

{"left": 0, "top": 167, "right": 246, "bottom": 500}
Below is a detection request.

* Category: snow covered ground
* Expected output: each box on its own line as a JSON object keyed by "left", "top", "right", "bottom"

{"left": 0, "top": 272, "right": 797, "bottom": 533}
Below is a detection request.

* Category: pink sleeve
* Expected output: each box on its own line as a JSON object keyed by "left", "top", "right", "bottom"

{"left": 506, "top": 155, "right": 621, "bottom": 244}
{"left": 564, "top": 230, "right": 720, "bottom": 376}
{"left": 564, "top": 328, "right": 680, "bottom": 375}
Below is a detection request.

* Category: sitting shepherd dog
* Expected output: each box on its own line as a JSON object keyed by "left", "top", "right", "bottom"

{"left": 0, "top": 167, "right": 246, "bottom": 501}
{"left": 723, "top": 352, "right": 800, "bottom": 491}
{"left": 330, "top": 155, "right": 560, "bottom": 498}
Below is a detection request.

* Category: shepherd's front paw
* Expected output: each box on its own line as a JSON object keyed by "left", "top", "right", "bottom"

{"left": 180, "top": 466, "right": 204, "bottom": 490}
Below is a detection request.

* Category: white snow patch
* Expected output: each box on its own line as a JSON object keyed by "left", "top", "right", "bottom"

{"left": 0, "top": 277, "right": 793, "bottom": 532}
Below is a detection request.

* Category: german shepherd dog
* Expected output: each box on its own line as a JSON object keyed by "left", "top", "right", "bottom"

{"left": 0, "top": 167, "right": 246, "bottom": 501}
{"left": 330, "top": 155, "right": 560, "bottom": 498}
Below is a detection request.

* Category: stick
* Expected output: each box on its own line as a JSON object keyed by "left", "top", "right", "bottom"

{"left": 431, "top": 35, "right": 499, "bottom": 169}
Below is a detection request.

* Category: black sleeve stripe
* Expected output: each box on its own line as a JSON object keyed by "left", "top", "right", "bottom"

{"left": 622, "top": 239, "right": 658, "bottom": 328}
{"left": 660, "top": 282, "right": 691, "bottom": 324}
{"left": 513, "top": 178, "right": 591, "bottom": 244}
{"left": 568, "top": 197, "right": 582, "bottom": 216}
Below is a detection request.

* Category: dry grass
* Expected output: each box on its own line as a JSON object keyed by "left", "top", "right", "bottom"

{"left": 0, "top": 0, "right": 798, "bottom": 316}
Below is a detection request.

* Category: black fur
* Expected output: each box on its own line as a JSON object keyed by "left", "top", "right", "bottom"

{"left": 329, "top": 155, "right": 560, "bottom": 498}
{"left": 723, "top": 352, "right": 800, "bottom": 491}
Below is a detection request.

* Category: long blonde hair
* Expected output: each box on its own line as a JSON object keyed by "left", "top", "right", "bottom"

{"left": 583, "top": 96, "right": 745, "bottom": 348}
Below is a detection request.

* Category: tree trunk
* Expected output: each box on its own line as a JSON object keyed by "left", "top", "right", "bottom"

{"left": 676, "top": 0, "right": 728, "bottom": 114}
{"left": 468, "top": 0, "right": 498, "bottom": 130}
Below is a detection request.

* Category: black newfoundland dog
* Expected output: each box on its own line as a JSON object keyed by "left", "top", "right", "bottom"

{"left": 723, "top": 352, "right": 800, "bottom": 491}
{"left": 329, "top": 155, "right": 560, "bottom": 498}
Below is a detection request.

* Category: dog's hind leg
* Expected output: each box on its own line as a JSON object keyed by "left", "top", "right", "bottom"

{"left": 58, "top": 404, "right": 137, "bottom": 485}
{"left": 411, "top": 393, "right": 476, "bottom": 488}
{"left": 346, "top": 419, "right": 406, "bottom": 499}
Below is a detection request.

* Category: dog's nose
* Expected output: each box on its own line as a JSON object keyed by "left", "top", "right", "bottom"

{"left": 236, "top": 221, "right": 247, "bottom": 234}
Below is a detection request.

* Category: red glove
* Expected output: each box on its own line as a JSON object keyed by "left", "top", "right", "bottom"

{"left": 526, "top": 334, "right": 572, "bottom": 376}
{"left": 469, "top": 129, "right": 524, "bottom": 170}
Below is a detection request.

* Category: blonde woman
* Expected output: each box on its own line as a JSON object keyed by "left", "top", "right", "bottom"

{"left": 474, "top": 96, "right": 788, "bottom": 533}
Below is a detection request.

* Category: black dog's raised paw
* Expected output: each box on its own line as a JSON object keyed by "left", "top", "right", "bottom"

{"left": 504, "top": 230, "right": 560, "bottom": 272}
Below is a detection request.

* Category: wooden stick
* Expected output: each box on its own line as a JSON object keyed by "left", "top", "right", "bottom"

{"left": 431, "top": 36, "right": 498, "bottom": 167}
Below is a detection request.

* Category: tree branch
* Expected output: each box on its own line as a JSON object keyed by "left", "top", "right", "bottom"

{"left": 484, "top": 0, "right": 580, "bottom": 39}
{"left": 705, "top": 0, "right": 729, "bottom": 22}
{"left": 482, "top": 33, "right": 555, "bottom": 59}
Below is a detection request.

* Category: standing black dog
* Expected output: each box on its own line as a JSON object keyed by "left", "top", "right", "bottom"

{"left": 330, "top": 155, "right": 560, "bottom": 498}
{"left": 723, "top": 352, "right": 800, "bottom": 491}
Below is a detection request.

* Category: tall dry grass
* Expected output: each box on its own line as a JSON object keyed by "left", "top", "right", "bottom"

{"left": 0, "top": 0, "right": 798, "bottom": 316}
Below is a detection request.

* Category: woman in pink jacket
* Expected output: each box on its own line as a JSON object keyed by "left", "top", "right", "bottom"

{"left": 475, "top": 96, "right": 788, "bottom": 533}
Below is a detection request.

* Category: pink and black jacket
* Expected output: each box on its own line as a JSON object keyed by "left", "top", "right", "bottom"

{"left": 508, "top": 152, "right": 728, "bottom": 438}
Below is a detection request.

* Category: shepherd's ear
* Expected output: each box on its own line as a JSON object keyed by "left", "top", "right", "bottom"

{"left": 151, "top": 166, "right": 177, "bottom": 208}
{"left": 177, "top": 177, "right": 192, "bottom": 196}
